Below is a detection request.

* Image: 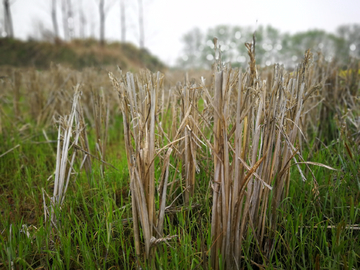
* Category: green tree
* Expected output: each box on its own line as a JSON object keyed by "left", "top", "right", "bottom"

{"left": 176, "top": 27, "right": 204, "bottom": 69}
{"left": 177, "top": 24, "right": 358, "bottom": 69}
{"left": 337, "top": 24, "right": 360, "bottom": 59}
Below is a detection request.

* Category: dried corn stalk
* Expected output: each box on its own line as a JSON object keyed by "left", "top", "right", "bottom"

{"left": 209, "top": 45, "right": 318, "bottom": 269}
{"left": 109, "top": 70, "right": 175, "bottom": 264}
{"left": 44, "top": 85, "right": 82, "bottom": 229}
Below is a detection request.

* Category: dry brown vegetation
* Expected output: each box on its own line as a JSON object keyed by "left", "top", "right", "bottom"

{"left": 107, "top": 43, "right": 358, "bottom": 268}
{"left": 0, "top": 38, "right": 166, "bottom": 71}
{"left": 0, "top": 42, "right": 359, "bottom": 269}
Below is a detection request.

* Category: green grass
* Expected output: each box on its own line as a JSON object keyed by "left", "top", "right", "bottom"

{"left": 1, "top": 62, "right": 360, "bottom": 269}
{"left": 1, "top": 113, "right": 359, "bottom": 269}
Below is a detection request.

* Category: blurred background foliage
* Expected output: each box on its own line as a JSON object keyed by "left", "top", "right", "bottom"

{"left": 3, "top": 22, "right": 358, "bottom": 71}
{"left": 0, "top": 38, "right": 166, "bottom": 71}
{"left": 0, "top": 19, "right": 359, "bottom": 71}
{"left": 176, "top": 24, "right": 360, "bottom": 69}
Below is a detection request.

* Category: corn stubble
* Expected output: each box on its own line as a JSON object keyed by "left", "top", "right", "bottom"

{"left": 109, "top": 70, "right": 177, "bottom": 265}
{"left": 43, "top": 85, "right": 83, "bottom": 230}
{"left": 34, "top": 41, "right": 344, "bottom": 267}
{"left": 107, "top": 40, "right": 330, "bottom": 268}
{"left": 208, "top": 42, "right": 317, "bottom": 268}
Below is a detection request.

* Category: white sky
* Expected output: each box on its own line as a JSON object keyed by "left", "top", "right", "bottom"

{"left": 7, "top": 0, "right": 360, "bottom": 66}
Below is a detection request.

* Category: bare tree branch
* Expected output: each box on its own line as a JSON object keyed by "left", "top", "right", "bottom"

{"left": 98, "top": 0, "right": 116, "bottom": 46}
{"left": 138, "top": 0, "right": 144, "bottom": 48}
{"left": 3, "top": 0, "right": 14, "bottom": 38}
{"left": 120, "top": 0, "right": 126, "bottom": 41}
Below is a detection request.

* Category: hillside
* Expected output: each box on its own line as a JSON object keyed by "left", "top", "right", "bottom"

{"left": 0, "top": 38, "right": 166, "bottom": 71}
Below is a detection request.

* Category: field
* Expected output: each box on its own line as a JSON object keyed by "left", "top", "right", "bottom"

{"left": 0, "top": 44, "right": 360, "bottom": 269}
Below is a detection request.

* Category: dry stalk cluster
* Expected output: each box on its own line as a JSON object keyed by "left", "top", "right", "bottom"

{"left": 107, "top": 43, "right": 339, "bottom": 268}
{"left": 43, "top": 85, "right": 88, "bottom": 229}
{"left": 109, "top": 70, "right": 176, "bottom": 264}
{"left": 92, "top": 87, "right": 109, "bottom": 178}
{"left": 208, "top": 47, "right": 319, "bottom": 269}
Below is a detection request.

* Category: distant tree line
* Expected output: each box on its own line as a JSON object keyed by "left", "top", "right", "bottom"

{"left": 0, "top": 0, "right": 146, "bottom": 48}
{"left": 177, "top": 24, "right": 360, "bottom": 69}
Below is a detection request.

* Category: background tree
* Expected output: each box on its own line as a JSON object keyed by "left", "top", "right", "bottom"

{"left": 79, "top": 0, "right": 86, "bottom": 39}
{"left": 202, "top": 25, "right": 237, "bottom": 65}
{"left": 99, "top": 0, "right": 105, "bottom": 45}
{"left": 61, "top": 0, "right": 69, "bottom": 40}
{"left": 177, "top": 24, "right": 357, "bottom": 69}
{"left": 138, "top": 0, "right": 144, "bottom": 48}
{"left": 3, "top": 0, "right": 14, "bottom": 38}
{"left": 254, "top": 25, "right": 284, "bottom": 65}
{"left": 98, "top": 0, "right": 116, "bottom": 46}
{"left": 120, "top": 0, "right": 126, "bottom": 42}
{"left": 336, "top": 24, "right": 360, "bottom": 59}
{"left": 66, "top": 0, "right": 74, "bottom": 39}
{"left": 176, "top": 27, "right": 204, "bottom": 69}
{"left": 290, "top": 30, "right": 338, "bottom": 62}
{"left": 51, "top": 0, "right": 59, "bottom": 39}
{"left": 0, "top": 8, "right": 4, "bottom": 37}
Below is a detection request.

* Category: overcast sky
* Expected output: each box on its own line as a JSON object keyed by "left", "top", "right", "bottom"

{"left": 6, "top": 0, "right": 360, "bottom": 65}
